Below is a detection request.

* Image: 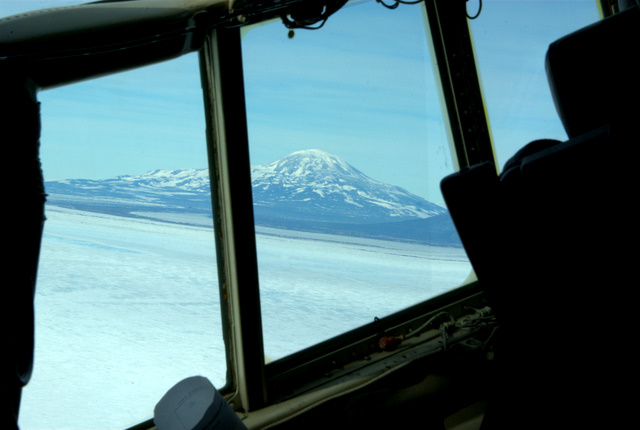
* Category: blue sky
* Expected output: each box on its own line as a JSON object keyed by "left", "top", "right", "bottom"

{"left": 241, "top": 1, "right": 449, "bottom": 200}
{"left": 0, "top": 0, "right": 89, "bottom": 15}
{"left": 1, "top": 0, "right": 601, "bottom": 202}
{"left": 470, "top": 0, "right": 601, "bottom": 165}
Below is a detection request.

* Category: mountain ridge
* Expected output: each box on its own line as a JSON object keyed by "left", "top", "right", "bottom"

{"left": 44, "top": 150, "right": 461, "bottom": 246}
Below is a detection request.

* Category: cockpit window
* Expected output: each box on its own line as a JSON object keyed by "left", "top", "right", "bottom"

{"left": 469, "top": 0, "right": 601, "bottom": 170}
{"left": 241, "top": 0, "right": 472, "bottom": 361}
{"left": 19, "top": 52, "right": 225, "bottom": 430}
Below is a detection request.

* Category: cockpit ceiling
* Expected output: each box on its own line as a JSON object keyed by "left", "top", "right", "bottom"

{"left": 0, "top": 0, "right": 346, "bottom": 88}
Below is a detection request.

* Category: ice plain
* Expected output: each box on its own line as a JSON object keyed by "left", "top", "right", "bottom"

{"left": 20, "top": 205, "right": 471, "bottom": 430}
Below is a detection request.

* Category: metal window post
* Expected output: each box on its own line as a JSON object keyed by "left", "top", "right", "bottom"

{"left": 423, "top": 0, "right": 495, "bottom": 170}
{"left": 199, "top": 25, "right": 266, "bottom": 412}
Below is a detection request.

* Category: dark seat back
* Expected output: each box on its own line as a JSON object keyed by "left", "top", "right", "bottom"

{"left": 440, "top": 5, "right": 639, "bottom": 428}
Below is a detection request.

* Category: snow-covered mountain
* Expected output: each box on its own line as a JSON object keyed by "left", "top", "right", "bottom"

{"left": 251, "top": 149, "right": 445, "bottom": 224}
{"left": 44, "top": 150, "right": 460, "bottom": 245}
{"left": 45, "top": 168, "right": 213, "bottom": 219}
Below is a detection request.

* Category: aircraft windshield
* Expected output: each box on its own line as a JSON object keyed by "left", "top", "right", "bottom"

{"left": 469, "top": 0, "right": 601, "bottom": 170}
{"left": 18, "top": 52, "right": 225, "bottom": 430}
{"left": 4, "top": 0, "right": 603, "bottom": 428}
{"left": 241, "top": 0, "right": 472, "bottom": 361}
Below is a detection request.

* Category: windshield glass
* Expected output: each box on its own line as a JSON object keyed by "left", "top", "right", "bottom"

{"left": 241, "top": 0, "right": 473, "bottom": 361}
{"left": 469, "top": 0, "right": 601, "bottom": 170}
{"left": 18, "top": 52, "right": 225, "bottom": 430}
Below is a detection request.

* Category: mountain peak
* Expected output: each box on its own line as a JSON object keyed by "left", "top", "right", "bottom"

{"left": 291, "top": 149, "right": 334, "bottom": 158}
{"left": 251, "top": 149, "right": 445, "bottom": 224}
{"left": 287, "top": 149, "right": 346, "bottom": 165}
{"left": 255, "top": 149, "right": 371, "bottom": 183}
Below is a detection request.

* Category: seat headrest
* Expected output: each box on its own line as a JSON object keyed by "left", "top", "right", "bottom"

{"left": 545, "top": 5, "right": 640, "bottom": 139}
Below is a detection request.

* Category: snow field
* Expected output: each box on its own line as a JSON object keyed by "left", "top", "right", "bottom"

{"left": 20, "top": 206, "right": 470, "bottom": 429}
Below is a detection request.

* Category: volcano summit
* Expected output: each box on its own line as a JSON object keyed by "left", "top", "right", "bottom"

{"left": 251, "top": 149, "right": 445, "bottom": 224}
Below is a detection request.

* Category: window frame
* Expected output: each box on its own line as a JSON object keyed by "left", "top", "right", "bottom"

{"left": 158, "top": 0, "right": 609, "bottom": 421}
{"left": 199, "top": 26, "right": 267, "bottom": 411}
{"left": 199, "top": 0, "right": 493, "bottom": 412}
{"left": 423, "top": 0, "right": 496, "bottom": 170}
